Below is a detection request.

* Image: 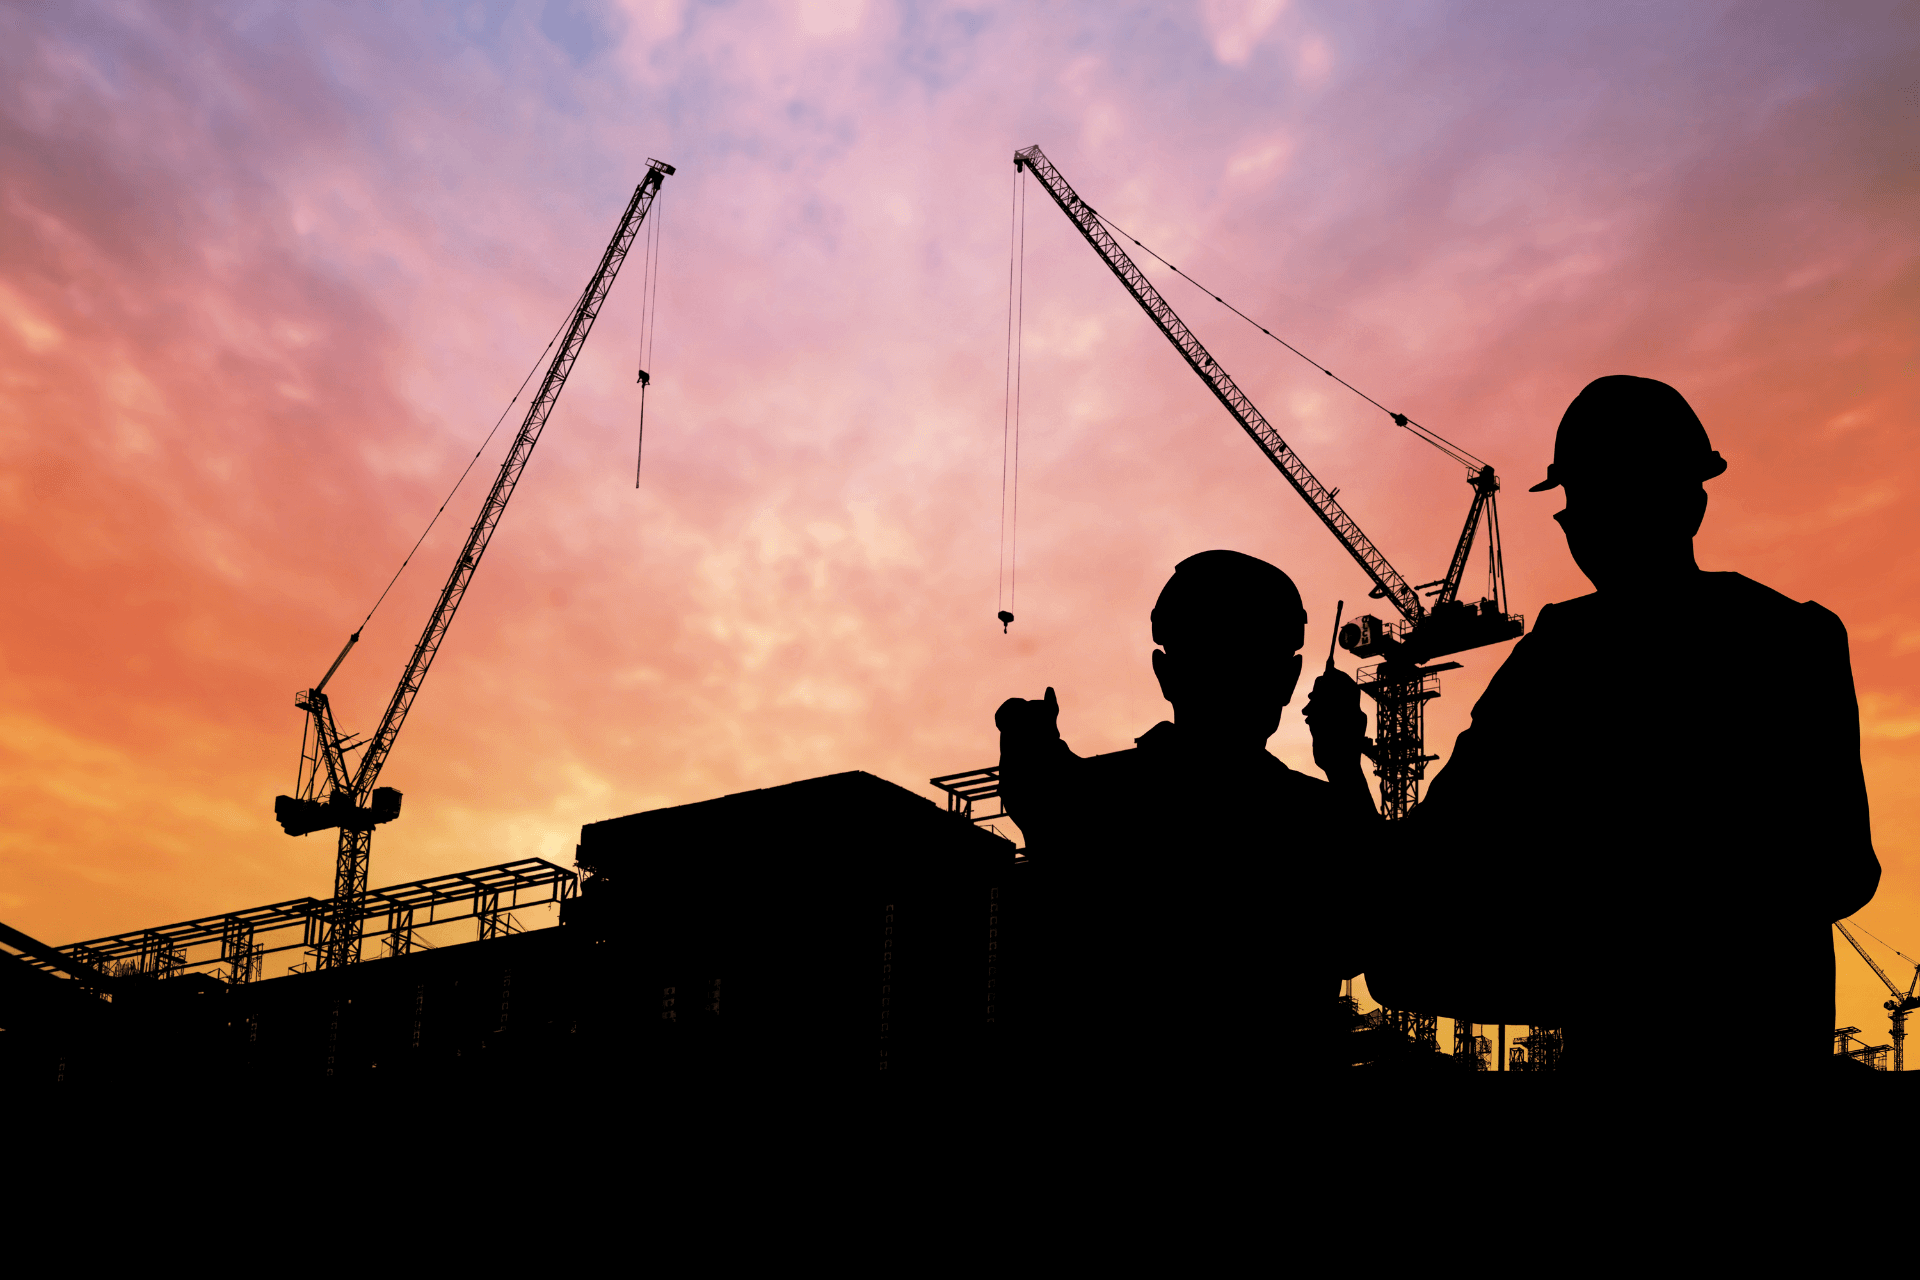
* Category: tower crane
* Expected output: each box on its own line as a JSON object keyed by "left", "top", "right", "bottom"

{"left": 1012, "top": 145, "right": 1522, "bottom": 819}
{"left": 274, "top": 160, "right": 674, "bottom": 970}
{"left": 1836, "top": 920, "right": 1920, "bottom": 1072}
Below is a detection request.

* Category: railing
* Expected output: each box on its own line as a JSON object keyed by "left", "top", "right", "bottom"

{"left": 25, "top": 857, "right": 576, "bottom": 984}
{"left": 929, "top": 767, "right": 1006, "bottom": 825}
{"left": 1357, "top": 666, "right": 1442, "bottom": 697}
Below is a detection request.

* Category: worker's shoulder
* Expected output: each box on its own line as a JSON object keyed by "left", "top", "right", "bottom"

{"left": 1086, "top": 723, "right": 1327, "bottom": 794}
{"left": 1270, "top": 756, "right": 1328, "bottom": 792}
{"left": 1080, "top": 722, "right": 1213, "bottom": 777}
{"left": 1703, "top": 572, "right": 1845, "bottom": 635}
{"left": 1702, "top": 570, "right": 1804, "bottom": 611}
{"left": 1077, "top": 732, "right": 1160, "bottom": 782}
{"left": 1081, "top": 744, "right": 1146, "bottom": 776}
{"left": 1538, "top": 576, "right": 1839, "bottom": 628}
{"left": 1529, "top": 591, "right": 1601, "bottom": 630}
{"left": 1275, "top": 764, "right": 1340, "bottom": 813}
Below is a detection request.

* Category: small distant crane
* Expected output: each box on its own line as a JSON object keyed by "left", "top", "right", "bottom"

{"left": 275, "top": 160, "right": 674, "bottom": 970}
{"left": 1835, "top": 920, "right": 1920, "bottom": 1072}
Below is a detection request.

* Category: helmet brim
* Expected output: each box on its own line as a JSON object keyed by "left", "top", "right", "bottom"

{"left": 1529, "top": 452, "right": 1727, "bottom": 494}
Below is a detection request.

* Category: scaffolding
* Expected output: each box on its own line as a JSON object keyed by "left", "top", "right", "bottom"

{"left": 1380, "top": 1007, "right": 1439, "bottom": 1050}
{"left": 22, "top": 859, "right": 574, "bottom": 985}
{"left": 1356, "top": 662, "right": 1447, "bottom": 820}
{"left": 1454, "top": 1016, "right": 1492, "bottom": 1070}
{"left": 1513, "top": 1025, "right": 1563, "bottom": 1072}
{"left": 1834, "top": 1026, "right": 1892, "bottom": 1071}
{"left": 929, "top": 767, "right": 1007, "bottom": 826}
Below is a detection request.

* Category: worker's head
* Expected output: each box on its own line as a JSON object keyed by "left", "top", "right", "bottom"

{"left": 1150, "top": 550, "right": 1307, "bottom": 749}
{"left": 1532, "top": 376, "right": 1723, "bottom": 590}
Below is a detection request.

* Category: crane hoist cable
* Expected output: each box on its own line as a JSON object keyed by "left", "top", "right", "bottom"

{"left": 635, "top": 185, "right": 666, "bottom": 486}
{"left": 997, "top": 164, "right": 1027, "bottom": 634}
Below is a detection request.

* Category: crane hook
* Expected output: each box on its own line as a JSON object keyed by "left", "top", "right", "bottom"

{"left": 997, "top": 610, "right": 1014, "bottom": 634}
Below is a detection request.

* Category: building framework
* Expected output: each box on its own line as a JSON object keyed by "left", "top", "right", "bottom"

{"left": 23, "top": 859, "right": 574, "bottom": 987}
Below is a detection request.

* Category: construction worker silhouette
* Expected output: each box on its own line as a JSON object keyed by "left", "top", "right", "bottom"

{"left": 996, "top": 550, "right": 1375, "bottom": 1074}
{"left": 1362, "top": 376, "right": 1880, "bottom": 1076}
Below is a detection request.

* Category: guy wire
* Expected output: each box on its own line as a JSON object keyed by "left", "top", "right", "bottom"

{"left": 1847, "top": 918, "right": 1919, "bottom": 967}
{"left": 1091, "top": 209, "right": 1486, "bottom": 473}
{"left": 354, "top": 282, "right": 586, "bottom": 640}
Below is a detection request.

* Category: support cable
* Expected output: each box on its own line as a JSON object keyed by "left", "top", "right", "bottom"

{"left": 1845, "top": 918, "right": 1920, "bottom": 968}
{"left": 1089, "top": 209, "right": 1485, "bottom": 473}
{"left": 349, "top": 289, "right": 585, "bottom": 641}
{"left": 997, "top": 166, "right": 1027, "bottom": 633}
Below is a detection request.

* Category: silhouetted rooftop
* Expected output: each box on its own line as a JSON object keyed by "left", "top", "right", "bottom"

{"left": 577, "top": 770, "right": 1009, "bottom": 883}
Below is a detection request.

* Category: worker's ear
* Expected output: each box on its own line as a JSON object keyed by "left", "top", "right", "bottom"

{"left": 1151, "top": 648, "right": 1175, "bottom": 704}
{"left": 1278, "top": 652, "right": 1304, "bottom": 707}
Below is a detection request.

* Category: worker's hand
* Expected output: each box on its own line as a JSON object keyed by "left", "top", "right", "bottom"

{"left": 1304, "top": 668, "right": 1367, "bottom": 778}
{"left": 996, "top": 687, "right": 1065, "bottom": 838}
{"left": 996, "top": 686, "right": 1061, "bottom": 756}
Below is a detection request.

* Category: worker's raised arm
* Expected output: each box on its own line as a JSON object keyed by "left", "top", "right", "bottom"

{"left": 1304, "top": 668, "right": 1379, "bottom": 822}
{"left": 995, "top": 687, "right": 1083, "bottom": 853}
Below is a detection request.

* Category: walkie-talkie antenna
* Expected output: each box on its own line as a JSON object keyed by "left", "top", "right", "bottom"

{"left": 1326, "top": 600, "right": 1344, "bottom": 673}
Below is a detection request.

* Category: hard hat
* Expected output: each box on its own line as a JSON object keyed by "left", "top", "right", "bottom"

{"left": 1152, "top": 550, "right": 1307, "bottom": 652}
{"left": 1530, "top": 375, "right": 1727, "bottom": 493}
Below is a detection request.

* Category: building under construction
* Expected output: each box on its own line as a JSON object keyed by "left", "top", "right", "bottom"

{"left": 2, "top": 772, "right": 1017, "bottom": 1091}
{"left": 5, "top": 765, "right": 1596, "bottom": 1092}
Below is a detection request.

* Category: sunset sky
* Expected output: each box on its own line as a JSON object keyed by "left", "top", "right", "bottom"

{"left": 3, "top": 2, "right": 1916, "bottom": 1047}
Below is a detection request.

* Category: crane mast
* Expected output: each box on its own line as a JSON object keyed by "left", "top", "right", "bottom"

{"left": 1013, "top": 144, "right": 1521, "bottom": 819}
{"left": 276, "top": 159, "right": 675, "bottom": 970}
{"left": 1434, "top": 467, "right": 1501, "bottom": 608}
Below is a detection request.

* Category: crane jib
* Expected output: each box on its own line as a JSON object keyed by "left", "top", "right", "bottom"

{"left": 350, "top": 165, "right": 671, "bottom": 799}
{"left": 1012, "top": 145, "right": 1424, "bottom": 624}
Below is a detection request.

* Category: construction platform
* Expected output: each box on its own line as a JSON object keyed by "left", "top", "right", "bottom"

{"left": 2, "top": 771, "right": 1015, "bottom": 1091}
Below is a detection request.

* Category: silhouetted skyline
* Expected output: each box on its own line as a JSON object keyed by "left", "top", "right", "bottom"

{"left": 2, "top": 5, "right": 1914, "bottom": 1057}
